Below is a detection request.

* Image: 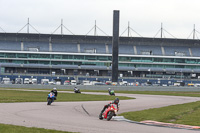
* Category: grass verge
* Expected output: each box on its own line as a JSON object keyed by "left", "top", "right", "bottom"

{"left": 2, "top": 88, "right": 200, "bottom": 97}
{"left": 0, "top": 89, "right": 132, "bottom": 103}
{"left": 81, "top": 90, "right": 200, "bottom": 97}
{"left": 115, "top": 90, "right": 200, "bottom": 97}
{"left": 120, "top": 101, "right": 200, "bottom": 126}
{"left": 0, "top": 123, "right": 75, "bottom": 133}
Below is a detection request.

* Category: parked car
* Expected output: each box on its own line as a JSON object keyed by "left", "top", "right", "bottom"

{"left": 94, "top": 82, "right": 106, "bottom": 85}
{"left": 64, "top": 80, "right": 71, "bottom": 85}
{"left": 162, "top": 84, "right": 168, "bottom": 87}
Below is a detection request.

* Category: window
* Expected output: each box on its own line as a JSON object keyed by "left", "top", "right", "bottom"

{"left": 5, "top": 53, "right": 16, "bottom": 58}
{"left": 17, "top": 53, "right": 27, "bottom": 58}
{"left": 85, "top": 56, "right": 96, "bottom": 60}
{"left": 52, "top": 55, "right": 62, "bottom": 59}
{"left": 40, "top": 54, "right": 50, "bottom": 59}
{"left": 74, "top": 55, "right": 84, "bottom": 60}
{"left": 0, "top": 53, "right": 5, "bottom": 57}
{"left": 175, "top": 59, "right": 185, "bottom": 63}
{"left": 29, "top": 54, "right": 39, "bottom": 58}
{"left": 163, "top": 58, "right": 174, "bottom": 63}
{"left": 154, "top": 58, "right": 163, "bottom": 62}
{"left": 97, "top": 56, "right": 108, "bottom": 61}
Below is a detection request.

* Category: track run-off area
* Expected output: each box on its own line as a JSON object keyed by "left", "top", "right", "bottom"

{"left": 0, "top": 89, "right": 200, "bottom": 133}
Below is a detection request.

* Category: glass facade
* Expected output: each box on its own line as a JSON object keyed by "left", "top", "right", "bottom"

{"left": 0, "top": 51, "right": 200, "bottom": 69}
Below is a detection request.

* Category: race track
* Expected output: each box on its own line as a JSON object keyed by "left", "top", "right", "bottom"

{"left": 0, "top": 91, "right": 200, "bottom": 133}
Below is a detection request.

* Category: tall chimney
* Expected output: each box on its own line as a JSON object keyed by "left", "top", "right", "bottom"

{"left": 112, "top": 10, "right": 120, "bottom": 83}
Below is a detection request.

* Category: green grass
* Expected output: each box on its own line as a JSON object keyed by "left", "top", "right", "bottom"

{"left": 115, "top": 90, "right": 200, "bottom": 97}
{"left": 81, "top": 90, "right": 200, "bottom": 97}
{"left": 3, "top": 88, "right": 200, "bottom": 97}
{"left": 0, "top": 89, "right": 132, "bottom": 103}
{"left": 120, "top": 101, "right": 200, "bottom": 126}
{"left": 0, "top": 123, "right": 75, "bottom": 133}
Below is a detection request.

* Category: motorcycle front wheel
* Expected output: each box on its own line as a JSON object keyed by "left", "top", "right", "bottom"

{"left": 107, "top": 111, "right": 114, "bottom": 121}
{"left": 47, "top": 98, "right": 51, "bottom": 105}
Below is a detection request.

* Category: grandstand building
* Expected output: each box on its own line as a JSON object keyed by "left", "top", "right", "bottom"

{"left": 0, "top": 33, "right": 200, "bottom": 84}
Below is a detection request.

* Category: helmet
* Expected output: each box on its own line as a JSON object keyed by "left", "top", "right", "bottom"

{"left": 114, "top": 98, "right": 119, "bottom": 104}
{"left": 53, "top": 88, "right": 57, "bottom": 91}
{"left": 108, "top": 88, "right": 111, "bottom": 90}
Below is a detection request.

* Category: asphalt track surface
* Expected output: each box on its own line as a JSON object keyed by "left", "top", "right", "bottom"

{"left": 1, "top": 91, "right": 200, "bottom": 133}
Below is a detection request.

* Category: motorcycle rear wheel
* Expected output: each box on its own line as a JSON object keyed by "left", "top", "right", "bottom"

{"left": 99, "top": 113, "right": 103, "bottom": 120}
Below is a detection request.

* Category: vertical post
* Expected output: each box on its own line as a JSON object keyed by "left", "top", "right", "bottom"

{"left": 193, "top": 24, "right": 195, "bottom": 39}
{"left": 49, "top": 37, "right": 52, "bottom": 52}
{"left": 61, "top": 19, "right": 63, "bottom": 35}
{"left": 94, "top": 20, "right": 97, "bottom": 36}
{"left": 128, "top": 21, "right": 130, "bottom": 37}
{"left": 27, "top": 18, "right": 29, "bottom": 34}
{"left": 21, "top": 41, "right": 24, "bottom": 51}
{"left": 112, "top": 10, "right": 120, "bottom": 83}
{"left": 161, "top": 23, "right": 163, "bottom": 38}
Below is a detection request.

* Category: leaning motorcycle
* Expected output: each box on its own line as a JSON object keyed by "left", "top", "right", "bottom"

{"left": 99, "top": 104, "right": 118, "bottom": 121}
{"left": 109, "top": 90, "right": 115, "bottom": 96}
{"left": 47, "top": 92, "right": 55, "bottom": 105}
{"left": 74, "top": 88, "right": 81, "bottom": 93}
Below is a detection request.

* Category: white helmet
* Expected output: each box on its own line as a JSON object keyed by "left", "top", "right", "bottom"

{"left": 53, "top": 88, "right": 57, "bottom": 91}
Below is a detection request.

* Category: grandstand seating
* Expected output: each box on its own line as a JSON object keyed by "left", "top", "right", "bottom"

{"left": 193, "top": 69, "right": 200, "bottom": 73}
{"left": 148, "top": 67, "right": 164, "bottom": 72}
{"left": 0, "top": 63, "right": 21, "bottom": 67}
{"left": 80, "top": 43, "right": 106, "bottom": 54}
{"left": 0, "top": 41, "right": 197, "bottom": 58}
{"left": 52, "top": 43, "right": 78, "bottom": 53}
{"left": 52, "top": 65, "right": 78, "bottom": 69}
{"left": 119, "top": 44, "right": 134, "bottom": 55}
{"left": 164, "top": 68, "right": 193, "bottom": 72}
{"left": 164, "top": 46, "right": 190, "bottom": 56}
{"left": 23, "top": 64, "right": 47, "bottom": 68}
{"left": 165, "top": 68, "right": 181, "bottom": 72}
{"left": 190, "top": 46, "right": 200, "bottom": 57}
{"left": 136, "top": 67, "right": 149, "bottom": 71}
{"left": 1, "top": 33, "right": 200, "bottom": 81}
{"left": 24, "top": 42, "right": 49, "bottom": 52}
{"left": 0, "top": 41, "right": 21, "bottom": 51}
{"left": 81, "top": 65, "right": 107, "bottom": 70}
{"left": 181, "top": 68, "right": 193, "bottom": 73}
{"left": 136, "top": 45, "right": 162, "bottom": 55}
{"left": 119, "top": 66, "right": 135, "bottom": 71}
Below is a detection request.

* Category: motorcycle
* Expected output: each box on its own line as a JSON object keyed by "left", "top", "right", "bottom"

{"left": 108, "top": 90, "right": 115, "bottom": 96}
{"left": 47, "top": 92, "right": 55, "bottom": 105}
{"left": 74, "top": 88, "right": 81, "bottom": 93}
{"left": 99, "top": 103, "right": 118, "bottom": 121}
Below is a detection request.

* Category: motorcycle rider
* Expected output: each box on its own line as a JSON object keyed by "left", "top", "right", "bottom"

{"left": 50, "top": 87, "right": 58, "bottom": 101}
{"left": 108, "top": 88, "right": 115, "bottom": 95}
{"left": 99, "top": 98, "right": 119, "bottom": 117}
{"left": 74, "top": 86, "right": 80, "bottom": 93}
{"left": 74, "top": 86, "right": 77, "bottom": 91}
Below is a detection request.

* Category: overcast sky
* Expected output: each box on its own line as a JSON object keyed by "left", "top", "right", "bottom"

{"left": 0, "top": 0, "right": 200, "bottom": 39}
